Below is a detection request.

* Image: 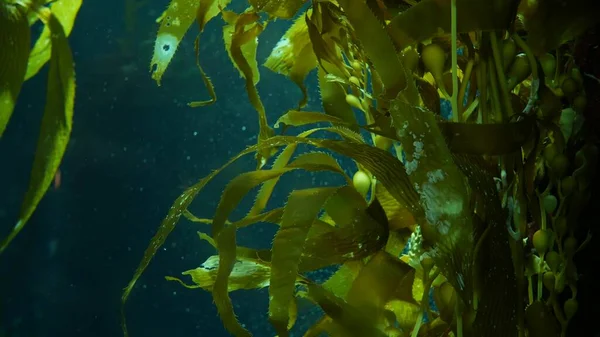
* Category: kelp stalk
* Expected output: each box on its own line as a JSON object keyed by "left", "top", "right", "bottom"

{"left": 450, "top": 0, "right": 458, "bottom": 122}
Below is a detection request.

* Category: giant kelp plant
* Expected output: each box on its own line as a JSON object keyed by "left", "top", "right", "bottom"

{"left": 122, "top": 0, "right": 599, "bottom": 336}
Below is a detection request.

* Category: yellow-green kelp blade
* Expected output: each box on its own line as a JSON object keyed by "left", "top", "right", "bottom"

{"left": 269, "top": 186, "right": 342, "bottom": 337}
{"left": 24, "top": 0, "right": 81, "bottom": 81}
{"left": 0, "top": 4, "right": 30, "bottom": 137}
{"left": 0, "top": 7, "right": 75, "bottom": 255}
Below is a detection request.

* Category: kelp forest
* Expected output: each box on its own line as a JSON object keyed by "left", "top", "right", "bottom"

{"left": 1, "top": 0, "right": 599, "bottom": 337}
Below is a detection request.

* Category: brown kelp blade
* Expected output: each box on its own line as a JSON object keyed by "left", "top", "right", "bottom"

{"left": 0, "top": 4, "right": 30, "bottom": 137}
{"left": 1, "top": 7, "right": 75, "bottom": 255}
{"left": 438, "top": 116, "right": 535, "bottom": 155}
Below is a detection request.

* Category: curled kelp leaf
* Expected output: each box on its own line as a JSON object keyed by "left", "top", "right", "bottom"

{"left": 168, "top": 254, "right": 272, "bottom": 291}
{"left": 223, "top": 10, "right": 275, "bottom": 168}
{"left": 1, "top": 5, "right": 75, "bottom": 255}
{"left": 305, "top": 7, "right": 346, "bottom": 76}
{"left": 264, "top": 9, "right": 317, "bottom": 108}
{"left": 387, "top": 0, "right": 519, "bottom": 49}
{"left": 187, "top": 0, "right": 232, "bottom": 107}
{"left": 25, "top": 0, "right": 81, "bottom": 80}
{"left": 438, "top": 116, "right": 535, "bottom": 155}
{"left": 0, "top": 3, "right": 30, "bottom": 137}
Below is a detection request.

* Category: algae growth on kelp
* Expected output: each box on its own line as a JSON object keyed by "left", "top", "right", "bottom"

{"left": 121, "top": 0, "right": 599, "bottom": 336}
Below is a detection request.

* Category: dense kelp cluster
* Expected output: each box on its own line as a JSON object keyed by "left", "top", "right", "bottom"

{"left": 0, "top": 0, "right": 80, "bottom": 253}
{"left": 122, "top": 0, "right": 599, "bottom": 336}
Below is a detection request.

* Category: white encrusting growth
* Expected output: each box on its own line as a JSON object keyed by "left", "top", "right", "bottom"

{"left": 417, "top": 168, "right": 464, "bottom": 235}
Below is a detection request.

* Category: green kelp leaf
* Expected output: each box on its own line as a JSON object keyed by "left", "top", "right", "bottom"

{"left": 337, "top": 0, "right": 418, "bottom": 102}
{"left": 345, "top": 251, "right": 416, "bottom": 323}
{"left": 1, "top": 7, "right": 75, "bottom": 255}
{"left": 247, "top": 138, "right": 296, "bottom": 217}
{"left": 171, "top": 255, "right": 272, "bottom": 291}
{"left": 275, "top": 110, "right": 351, "bottom": 129}
{"left": 323, "top": 261, "right": 364, "bottom": 299}
{"left": 24, "top": 0, "right": 81, "bottom": 80}
{"left": 304, "top": 282, "right": 388, "bottom": 337}
{"left": 248, "top": 0, "right": 305, "bottom": 19}
{"left": 0, "top": 4, "right": 30, "bottom": 137}
{"left": 264, "top": 9, "right": 317, "bottom": 108}
{"left": 521, "top": 0, "right": 600, "bottom": 55}
{"left": 438, "top": 116, "right": 535, "bottom": 155}
{"left": 269, "top": 187, "right": 342, "bottom": 337}
{"left": 387, "top": 0, "right": 519, "bottom": 49}
{"left": 150, "top": 0, "right": 199, "bottom": 84}
{"left": 150, "top": 0, "right": 230, "bottom": 85}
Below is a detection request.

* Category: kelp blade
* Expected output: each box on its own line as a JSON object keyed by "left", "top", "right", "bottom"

{"left": 0, "top": 4, "right": 30, "bottom": 137}
{"left": 150, "top": 0, "right": 201, "bottom": 84}
{"left": 1, "top": 8, "right": 75, "bottom": 255}
{"left": 269, "top": 187, "right": 341, "bottom": 337}
{"left": 25, "top": 0, "right": 82, "bottom": 80}
{"left": 210, "top": 153, "right": 355, "bottom": 337}
{"left": 264, "top": 9, "right": 317, "bottom": 108}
